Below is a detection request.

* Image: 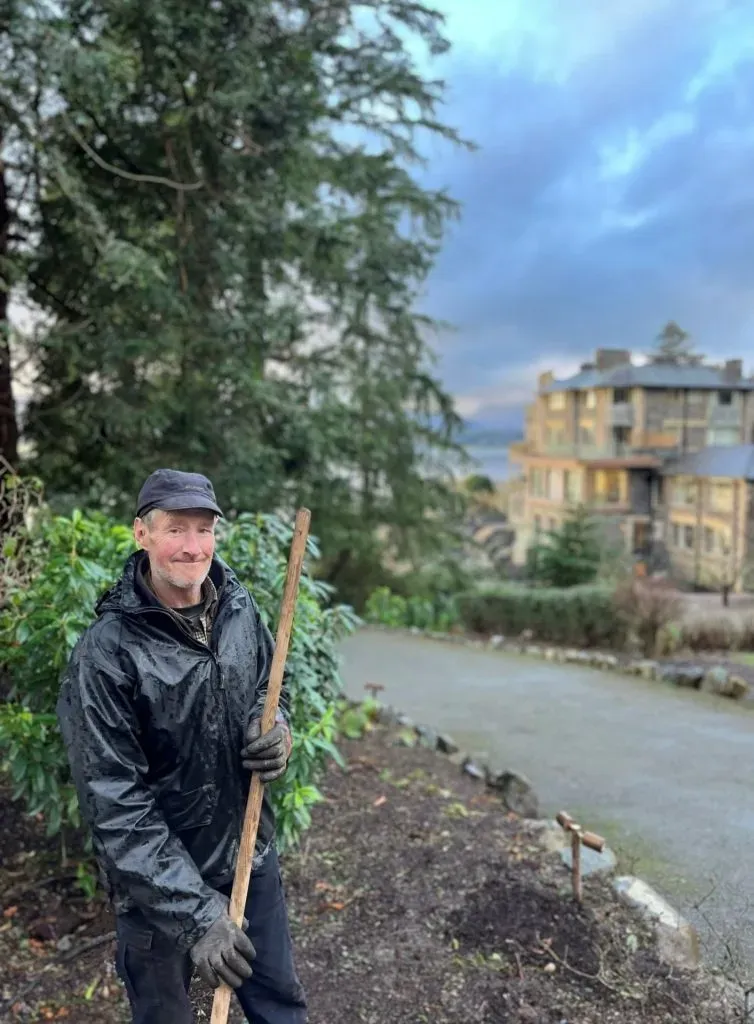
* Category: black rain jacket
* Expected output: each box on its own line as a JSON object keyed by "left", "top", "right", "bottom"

{"left": 57, "top": 550, "right": 287, "bottom": 953}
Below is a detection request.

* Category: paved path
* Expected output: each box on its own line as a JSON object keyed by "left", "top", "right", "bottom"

{"left": 340, "top": 628, "right": 754, "bottom": 969}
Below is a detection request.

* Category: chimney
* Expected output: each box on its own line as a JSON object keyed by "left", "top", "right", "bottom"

{"left": 580, "top": 362, "right": 595, "bottom": 371}
{"left": 723, "top": 359, "right": 743, "bottom": 382}
{"left": 595, "top": 348, "right": 631, "bottom": 371}
{"left": 538, "top": 371, "right": 554, "bottom": 393}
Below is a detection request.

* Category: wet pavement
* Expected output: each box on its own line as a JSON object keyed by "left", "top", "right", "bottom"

{"left": 340, "top": 627, "right": 754, "bottom": 970}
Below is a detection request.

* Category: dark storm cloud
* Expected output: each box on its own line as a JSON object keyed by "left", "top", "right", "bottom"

{"left": 420, "top": 2, "right": 754, "bottom": 423}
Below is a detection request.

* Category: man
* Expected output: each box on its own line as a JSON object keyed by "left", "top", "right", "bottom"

{"left": 57, "top": 468, "right": 308, "bottom": 1024}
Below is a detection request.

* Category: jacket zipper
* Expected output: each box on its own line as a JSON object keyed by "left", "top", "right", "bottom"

{"left": 127, "top": 602, "right": 247, "bottom": 857}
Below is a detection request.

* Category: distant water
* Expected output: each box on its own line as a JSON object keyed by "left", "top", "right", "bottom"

{"left": 464, "top": 446, "right": 511, "bottom": 482}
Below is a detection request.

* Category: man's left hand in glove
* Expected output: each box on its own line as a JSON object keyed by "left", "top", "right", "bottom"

{"left": 241, "top": 719, "right": 292, "bottom": 782}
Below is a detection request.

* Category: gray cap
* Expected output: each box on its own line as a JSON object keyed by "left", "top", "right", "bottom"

{"left": 136, "top": 468, "right": 223, "bottom": 519}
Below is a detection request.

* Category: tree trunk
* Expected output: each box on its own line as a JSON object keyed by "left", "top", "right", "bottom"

{"left": 0, "top": 157, "right": 19, "bottom": 468}
{"left": 722, "top": 584, "right": 730, "bottom": 608}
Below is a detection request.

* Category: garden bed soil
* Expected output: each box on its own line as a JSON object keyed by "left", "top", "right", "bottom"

{"left": 0, "top": 724, "right": 741, "bottom": 1023}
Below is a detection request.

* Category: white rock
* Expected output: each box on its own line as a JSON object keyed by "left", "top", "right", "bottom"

{"left": 560, "top": 844, "right": 618, "bottom": 878}
{"left": 613, "top": 876, "right": 700, "bottom": 970}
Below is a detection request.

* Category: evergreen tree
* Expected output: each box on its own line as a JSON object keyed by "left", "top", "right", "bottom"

{"left": 652, "top": 321, "right": 701, "bottom": 365}
{"left": 527, "top": 506, "right": 602, "bottom": 588}
{"left": 5, "top": 0, "right": 470, "bottom": 603}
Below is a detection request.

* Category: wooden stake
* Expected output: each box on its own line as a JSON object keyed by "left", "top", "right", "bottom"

{"left": 556, "top": 810, "right": 605, "bottom": 904}
{"left": 571, "top": 829, "right": 582, "bottom": 903}
{"left": 210, "top": 508, "right": 311, "bottom": 1024}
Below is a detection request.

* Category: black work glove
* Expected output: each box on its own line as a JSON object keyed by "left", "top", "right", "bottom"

{"left": 241, "top": 719, "right": 291, "bottom": 782}
{"left": 190, "top": 910, "right": 256, "bottom": 989}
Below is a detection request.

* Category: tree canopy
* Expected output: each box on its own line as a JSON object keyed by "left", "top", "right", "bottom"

{"left": 651, "top": 321, "right": 701, "bottom": 366}
{"left": 2, "top": 0, "right": 470, "bottom": 604}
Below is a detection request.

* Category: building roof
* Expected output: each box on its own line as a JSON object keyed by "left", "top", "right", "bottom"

{"left": 545, "top": 362, "right": 754, "bottom": 393}
{"left": 662, "top": 445, "right": 754, "bottom": 481}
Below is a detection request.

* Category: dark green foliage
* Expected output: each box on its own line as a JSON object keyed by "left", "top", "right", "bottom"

{"left": 364, "top": 585, "right": 460, "bottom": 632}
{"left": 4, "top": 0, "right": 470, "bottom": 602}
{"left": 464, "top": 474, "right": 496, "bottom": 495}
{"left": 527, "top": 507, "right": 602, "bottom": 588}
{"left": 458, "top": 584, "right": 628, "bottom": 649}
{"left": 0, "top": 506, "right": 357, "bottom": 849}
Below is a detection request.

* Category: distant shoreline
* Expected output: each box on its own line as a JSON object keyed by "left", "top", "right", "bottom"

{"left": 463, "top": 444, "right": 511, "bottom": 482}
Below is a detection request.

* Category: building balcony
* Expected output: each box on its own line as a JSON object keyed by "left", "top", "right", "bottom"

{"left": 609, "top": 402, "right": 635, "bottom": 428}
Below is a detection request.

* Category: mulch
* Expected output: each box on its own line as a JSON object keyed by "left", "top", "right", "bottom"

{"left": 0, "top": 722, "right": 741, "bottom": 1023}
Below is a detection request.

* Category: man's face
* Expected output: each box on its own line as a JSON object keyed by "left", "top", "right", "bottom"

{"left": 133, "top": 509, "right": 217, "bottom": 592}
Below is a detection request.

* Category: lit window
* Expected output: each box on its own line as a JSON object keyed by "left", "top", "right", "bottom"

{"left": 549, "top": 392, "right": 566, "bottom": 411}
{"left": 584, "top": 390, "right": 596, "bottom": 409}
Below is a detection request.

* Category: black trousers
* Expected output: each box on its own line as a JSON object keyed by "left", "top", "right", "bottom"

{"left": 115, "top": 847, "right": 307, "bottom": 1024}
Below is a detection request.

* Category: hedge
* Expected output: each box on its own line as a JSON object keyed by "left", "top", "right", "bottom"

{"left": 457, "top": 583, "right": 628, "bottom": 649}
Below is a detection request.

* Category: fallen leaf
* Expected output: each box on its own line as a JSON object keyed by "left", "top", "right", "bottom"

{"left": 314, "top": 881, "right": 335, "bottom": 892}
{"left": 373, "top": 795, "right": 387, "bottom": 807}
{"left": 325, "top": 901, "right": 345, "bottom": 911}
{"left": 3, "top": 905, "right": 18, "bottom": 918}
{"left": 56, "top": 1010, "right": 69, "bottom": 1019}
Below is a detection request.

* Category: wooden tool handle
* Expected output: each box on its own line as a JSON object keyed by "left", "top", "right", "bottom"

{"left": 210, "top": 507, "right": 311, "bottom": 1024}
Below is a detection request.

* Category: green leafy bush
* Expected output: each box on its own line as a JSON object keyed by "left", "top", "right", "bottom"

{"left": 0, "top": 506, "right": 357, "bottom": 855}
{"left": 458, "top": 583, "right": 628, "bottom": 649}
{"left": 364, "top": 585, "right": 460, "bottom": 632}
{"left": 364, "top": 586, "right": 408, "bottom": 627}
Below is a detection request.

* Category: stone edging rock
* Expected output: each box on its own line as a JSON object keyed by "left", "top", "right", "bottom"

{"left": 352, "top": 698, "right": 718, "bottom": 982}
{"left": 366, "top": 623, "right": 751, "bottom": 701}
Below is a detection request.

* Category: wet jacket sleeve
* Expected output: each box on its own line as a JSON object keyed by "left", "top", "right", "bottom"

{"left": 248, "top": 598, "right": 291, "bottom": 727}
{"left": 57, "top": 638, "right": 226, "bottom": 953}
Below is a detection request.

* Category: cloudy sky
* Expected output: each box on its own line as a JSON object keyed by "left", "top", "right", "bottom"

{"left": 418, "top": 0, "right": 754, "bottom": 429}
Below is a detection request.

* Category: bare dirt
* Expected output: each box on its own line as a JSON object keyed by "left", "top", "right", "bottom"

{"left": 0, "top": 722, "right": 742, "bottom": 1023}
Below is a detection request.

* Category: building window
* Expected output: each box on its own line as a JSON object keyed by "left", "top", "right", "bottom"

{"left": 544, "top": 469, "right": 552, "bottom": 498}
{"left": 584, "top": 390, "right": 596, "bottom": 410}
{"left": 673, "top": 477, "right": 696, "bottom": 506}
{"left": 549, "top": 392, "right": 566, "bottom": 411}
{"left": 534, "top": 515, "right": 542, "bottom": 533}
{"left": 595, "top": 470, "right": 621, "bottom": 503}
{"left": 709, "top": 481, "right": 734, "bottom": 513}
{"left": 708, "top": 428, "right": 739, "bottom": 447}
{"left": 718, "top": 390, "right": 733, "bottom": 406}
{"left": 548, "top": 518, "right": 556, "bottom": 532}
{"left": 613, "top": 388, "right": 630, "bottom": 404}
{"left": 704, "top": 527, "right": 715, "bottom": 554}
{"left": 684, "top": 525, "right": 695, "bottom": 550}
{"left": 672, "top": 523, "right": 680, "bottom": 548}
{"left": 579, "top": 425, "right": 595, "bottom": 447}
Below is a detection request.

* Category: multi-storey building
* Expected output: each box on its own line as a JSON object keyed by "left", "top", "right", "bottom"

{"left": 508, "top": 348, "right": 754, "bottom": 588}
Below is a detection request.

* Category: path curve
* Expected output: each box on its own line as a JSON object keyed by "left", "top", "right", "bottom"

{"left": 340, "top": 628, "right": 754, "bottom": 968}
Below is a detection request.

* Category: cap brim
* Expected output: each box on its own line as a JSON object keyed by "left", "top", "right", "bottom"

{"left": 141, "top": 494, "right": 224, "bottom": 518}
